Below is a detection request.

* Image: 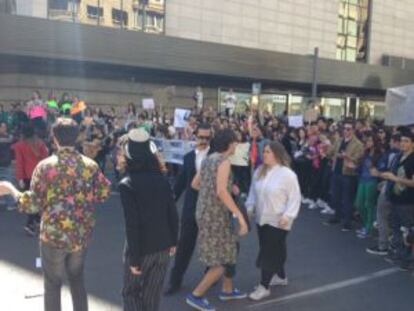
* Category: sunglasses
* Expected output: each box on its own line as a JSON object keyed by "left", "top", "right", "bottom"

{"left": 198, "top": 136, "right": 211, "bottom": 141}
{"left": 344, "top": 127, "right": 353, "bottom": 131}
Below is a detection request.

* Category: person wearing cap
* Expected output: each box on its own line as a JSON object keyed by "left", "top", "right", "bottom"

{"left": 118, "top": 128, "right": 179, "bottom": 311}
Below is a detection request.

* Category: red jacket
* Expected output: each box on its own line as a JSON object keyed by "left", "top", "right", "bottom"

{"left": 13, "top": 140, "right": 49, "bottom": 181}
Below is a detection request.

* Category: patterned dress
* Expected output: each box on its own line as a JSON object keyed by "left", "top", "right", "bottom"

{"left": 196, "top": 152, "right": 237, "bottom": 266}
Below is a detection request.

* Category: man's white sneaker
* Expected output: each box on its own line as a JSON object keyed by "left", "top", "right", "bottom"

{"left": 321, "top": 206, "right": 335, "bottom": 215}
{"left": 269, "top": 275, "right": 288, "bottom": 286}
{"left": 308, "top": 201, "right": 318, "bottom": 210}
{"left": 249, "top": 285, "right": 270, "bottom": 301}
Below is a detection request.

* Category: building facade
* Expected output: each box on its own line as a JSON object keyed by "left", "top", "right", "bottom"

{"left": 0, "top": 0, "right": 414, "bottom": 120}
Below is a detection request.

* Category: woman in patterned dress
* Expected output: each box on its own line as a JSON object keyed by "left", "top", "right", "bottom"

{"left": 186, "top": 129, "right": 249, "bottom": 311}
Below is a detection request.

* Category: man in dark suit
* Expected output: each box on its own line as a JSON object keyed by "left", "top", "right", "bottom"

{"left": 165, "top": 123, "right": 212, "bottom": 295}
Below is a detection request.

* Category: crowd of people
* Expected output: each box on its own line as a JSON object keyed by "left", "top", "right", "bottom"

{"left": 0, "top": 89, "right": 414, "bottom": 311}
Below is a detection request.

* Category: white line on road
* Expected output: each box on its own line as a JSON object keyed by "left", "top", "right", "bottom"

{"left": 249, "top": 267, "right": 400, "bottom": 309}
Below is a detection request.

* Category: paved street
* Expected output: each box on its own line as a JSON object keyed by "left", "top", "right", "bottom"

{"left": 1, "top": 193, "right": 413, "bottom": 311}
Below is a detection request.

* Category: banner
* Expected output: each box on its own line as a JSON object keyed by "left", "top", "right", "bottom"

{"left": 152, "top": 138, "right": 197, "bottom": 165}
{"left": 385, "top": 84, "right": 414, "bottom": 126}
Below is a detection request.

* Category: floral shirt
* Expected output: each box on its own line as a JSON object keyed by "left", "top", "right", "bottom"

{"left": 18, "top": 148, "right": 111, "bottom": 252}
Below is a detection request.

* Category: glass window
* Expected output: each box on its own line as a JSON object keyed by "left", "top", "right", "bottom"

{"left": 359, "top": 101, "right": 386, "bottom": 119}
{"left": 112, "top": 8, "right": 128, "bottom": 27}
{"left": 345, "top": 48, "right": 356, "bottom": 61}
{"left": 87, "top": 5, "right": 103, "bottom": 19}
{"left": 289, "top": 96, "right": 309, "bottom": 116}
{"left": 219, "top": 90, "right": 251, "bottom": 114}
{"left": 336, "top": 0, "right": 370, "bottom": 62}
{"left": 259, "top": 95, "right": 287, "bottom": 116}
{"left": 322, "top": 98, "right": 346, "bottom": 120}
{"left": 346, "top": 36, "right": 357, "bottom": 48}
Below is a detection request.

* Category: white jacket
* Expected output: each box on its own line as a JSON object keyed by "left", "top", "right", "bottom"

{"left": 245, "top": 165, "right": 301, "bottom": 231}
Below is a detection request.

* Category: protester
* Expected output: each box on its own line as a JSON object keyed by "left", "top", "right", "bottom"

{"left": 246, "top": 141, "right": 301, "bottom": 301}
{"left": 0, "top": 118, "right": 111, "bottom": 311}
{"left": 13, "top": 123, "right": 49, "bottom": 236}
{"left": 325, "top": 120, "right": 364, "bottom": 231}
{"left": 354, "top": 132, "right": 381, "bottom": 238}
{"left": 186, "top": 129, "right": 248, "bottom": 311}
{"left": 118, "top": 128, "right": 178, "bottom": 311}
{"left": 0, "top": 121, "right": 15, "bottom": 210}
{"left": 166, "top": 123, "right": 212, "bottom": 295}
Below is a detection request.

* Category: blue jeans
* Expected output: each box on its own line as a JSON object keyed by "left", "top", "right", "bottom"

{"left": 41, "top": 242, "right": 88, "bottom": 311}
{"left": 330, "top": 173, "right": 358, "bottom": 227}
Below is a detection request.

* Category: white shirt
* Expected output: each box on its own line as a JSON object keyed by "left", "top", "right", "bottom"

{"left": 229, "top": 142, "right": 250, "bottom": 166}
{"left": 224, "top": 93, "right": 237, "bottom": 110}
{"left": 245, "top": 165, "right": 301, "bottom": 230}
{"left": 195, "top": 147, "right": 209, "bottom": 172}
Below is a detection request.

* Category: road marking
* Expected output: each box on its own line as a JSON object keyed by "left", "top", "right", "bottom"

{"left": 249, "top": 267, "right": 400, "bottom": 309}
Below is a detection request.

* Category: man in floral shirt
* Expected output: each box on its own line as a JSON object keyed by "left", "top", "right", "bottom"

{"left": 0, "top": 118, "right": 111, "bottom": 311}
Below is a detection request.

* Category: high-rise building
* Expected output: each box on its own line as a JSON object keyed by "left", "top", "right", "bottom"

{"left": 0, "top": 0, "right": 413, "bottom": 119}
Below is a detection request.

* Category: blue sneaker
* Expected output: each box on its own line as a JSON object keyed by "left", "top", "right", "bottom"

{"left": 218, "top": 288, "right": 247, "bottom": 301}
{"left": 186, "top": 294, "right": 216, "bottom": 311}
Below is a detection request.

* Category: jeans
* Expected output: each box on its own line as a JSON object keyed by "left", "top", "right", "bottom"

{"left": 389, "top": 204, "right": 414, "bottom": 261}
{"left": 330, "top": 173, "right": 358, "bottom": 227}
{"left": 40, "top": 242, "right": 88, "bottom": 311}
{"left": 376, "top": 191, "right": 392, "bottom": 250}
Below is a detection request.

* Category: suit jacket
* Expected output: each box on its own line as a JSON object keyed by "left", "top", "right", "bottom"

{"left": 174, "top": 150, "right": 199, "bottom": 220}
{"left": 330, "top": 135, "right": 364, "bottom": 176}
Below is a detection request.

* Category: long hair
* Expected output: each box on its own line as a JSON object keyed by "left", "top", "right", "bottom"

{"left": 258, "top": 141, "right": 291, "bottom": 179}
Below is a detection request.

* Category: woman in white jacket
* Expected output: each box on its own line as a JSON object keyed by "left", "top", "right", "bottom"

{"left": 246, "top": 141, "right": 301, "bottom": 301}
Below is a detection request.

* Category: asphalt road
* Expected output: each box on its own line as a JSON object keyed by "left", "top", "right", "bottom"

{"left": 1, "top": 193, "right": 413, "bottom": 311}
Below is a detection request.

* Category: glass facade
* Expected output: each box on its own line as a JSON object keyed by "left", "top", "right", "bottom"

{"left": 6, "top": 0, "right": 165, "bottom": 34}
{"left": 337, "top": 0, "right": 370, "bottom": 62}
{"left": 218, "top": 90, "right": 373, "bottom": 121}
{"left": 321, "top": 98, "right": 346, "bottom": 120}
{"left": 359, "top": 100, "right": 386, "bottom": 120}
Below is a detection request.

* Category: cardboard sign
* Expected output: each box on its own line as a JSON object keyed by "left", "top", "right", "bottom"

{"left": 142, "top": 98, "right": 155, "bottom": 110}
{"left": 288, "top": 115, "right": 304, "bottom": 128}
{"left": 173, "top": 109, "right": 191, "bottom": 128}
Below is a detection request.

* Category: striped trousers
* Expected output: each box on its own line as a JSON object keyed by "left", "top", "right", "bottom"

{"left": 122, "top": 250, "right": 170, "bottom": 311}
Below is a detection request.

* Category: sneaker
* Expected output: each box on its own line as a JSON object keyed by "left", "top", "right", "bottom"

{"left": 302, "top": 197, "right": 312, "bottom": 205}
{"left": 341, "top": 225, "right": 352, "bottom": 232}
{"left": 321, "top": 207, "right": 335, "bottom": 215}
{"left": 186, "top": 294, "right": 215, "bottom": 311}
{"left": 308, "top": 202, "right": 318, "bottom": 210}
{"left": 249, "top": 285, "right": 270, "bottom": 301}
{"left": 357, "top": 231, "right": 369, "bottom": 239}
{"left": 269, "top": 274, "right": 288, "bottom": 286}
{"left": 366, "top": 246, "right": 388, "bottom": 256}
{"left": 218, "top": 288, "right": 247, "bottom": 301}
{"left": 7, "top": 205, "right": 17, "bottom": 211}
{"left": 316, "top": 199, "right": 325, "bottom": 208}
{"left": 24, "top": 225, "right": 36, "bottom": 237}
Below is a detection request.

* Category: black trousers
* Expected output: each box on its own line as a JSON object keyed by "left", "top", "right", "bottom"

{"left": 257, "top": 225, "right": 288, "bottom": 288}
{"left": 232, "top": 165, "right": 251, "bottom": 194}
{"left": 294, "top": 159, "right": 312, "bottom": 198}
{"left": 169, "top": 214, "right": 198, "bottom": 287}
{"left": 123, "top": 250, "right": 170, "bottom": 311}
